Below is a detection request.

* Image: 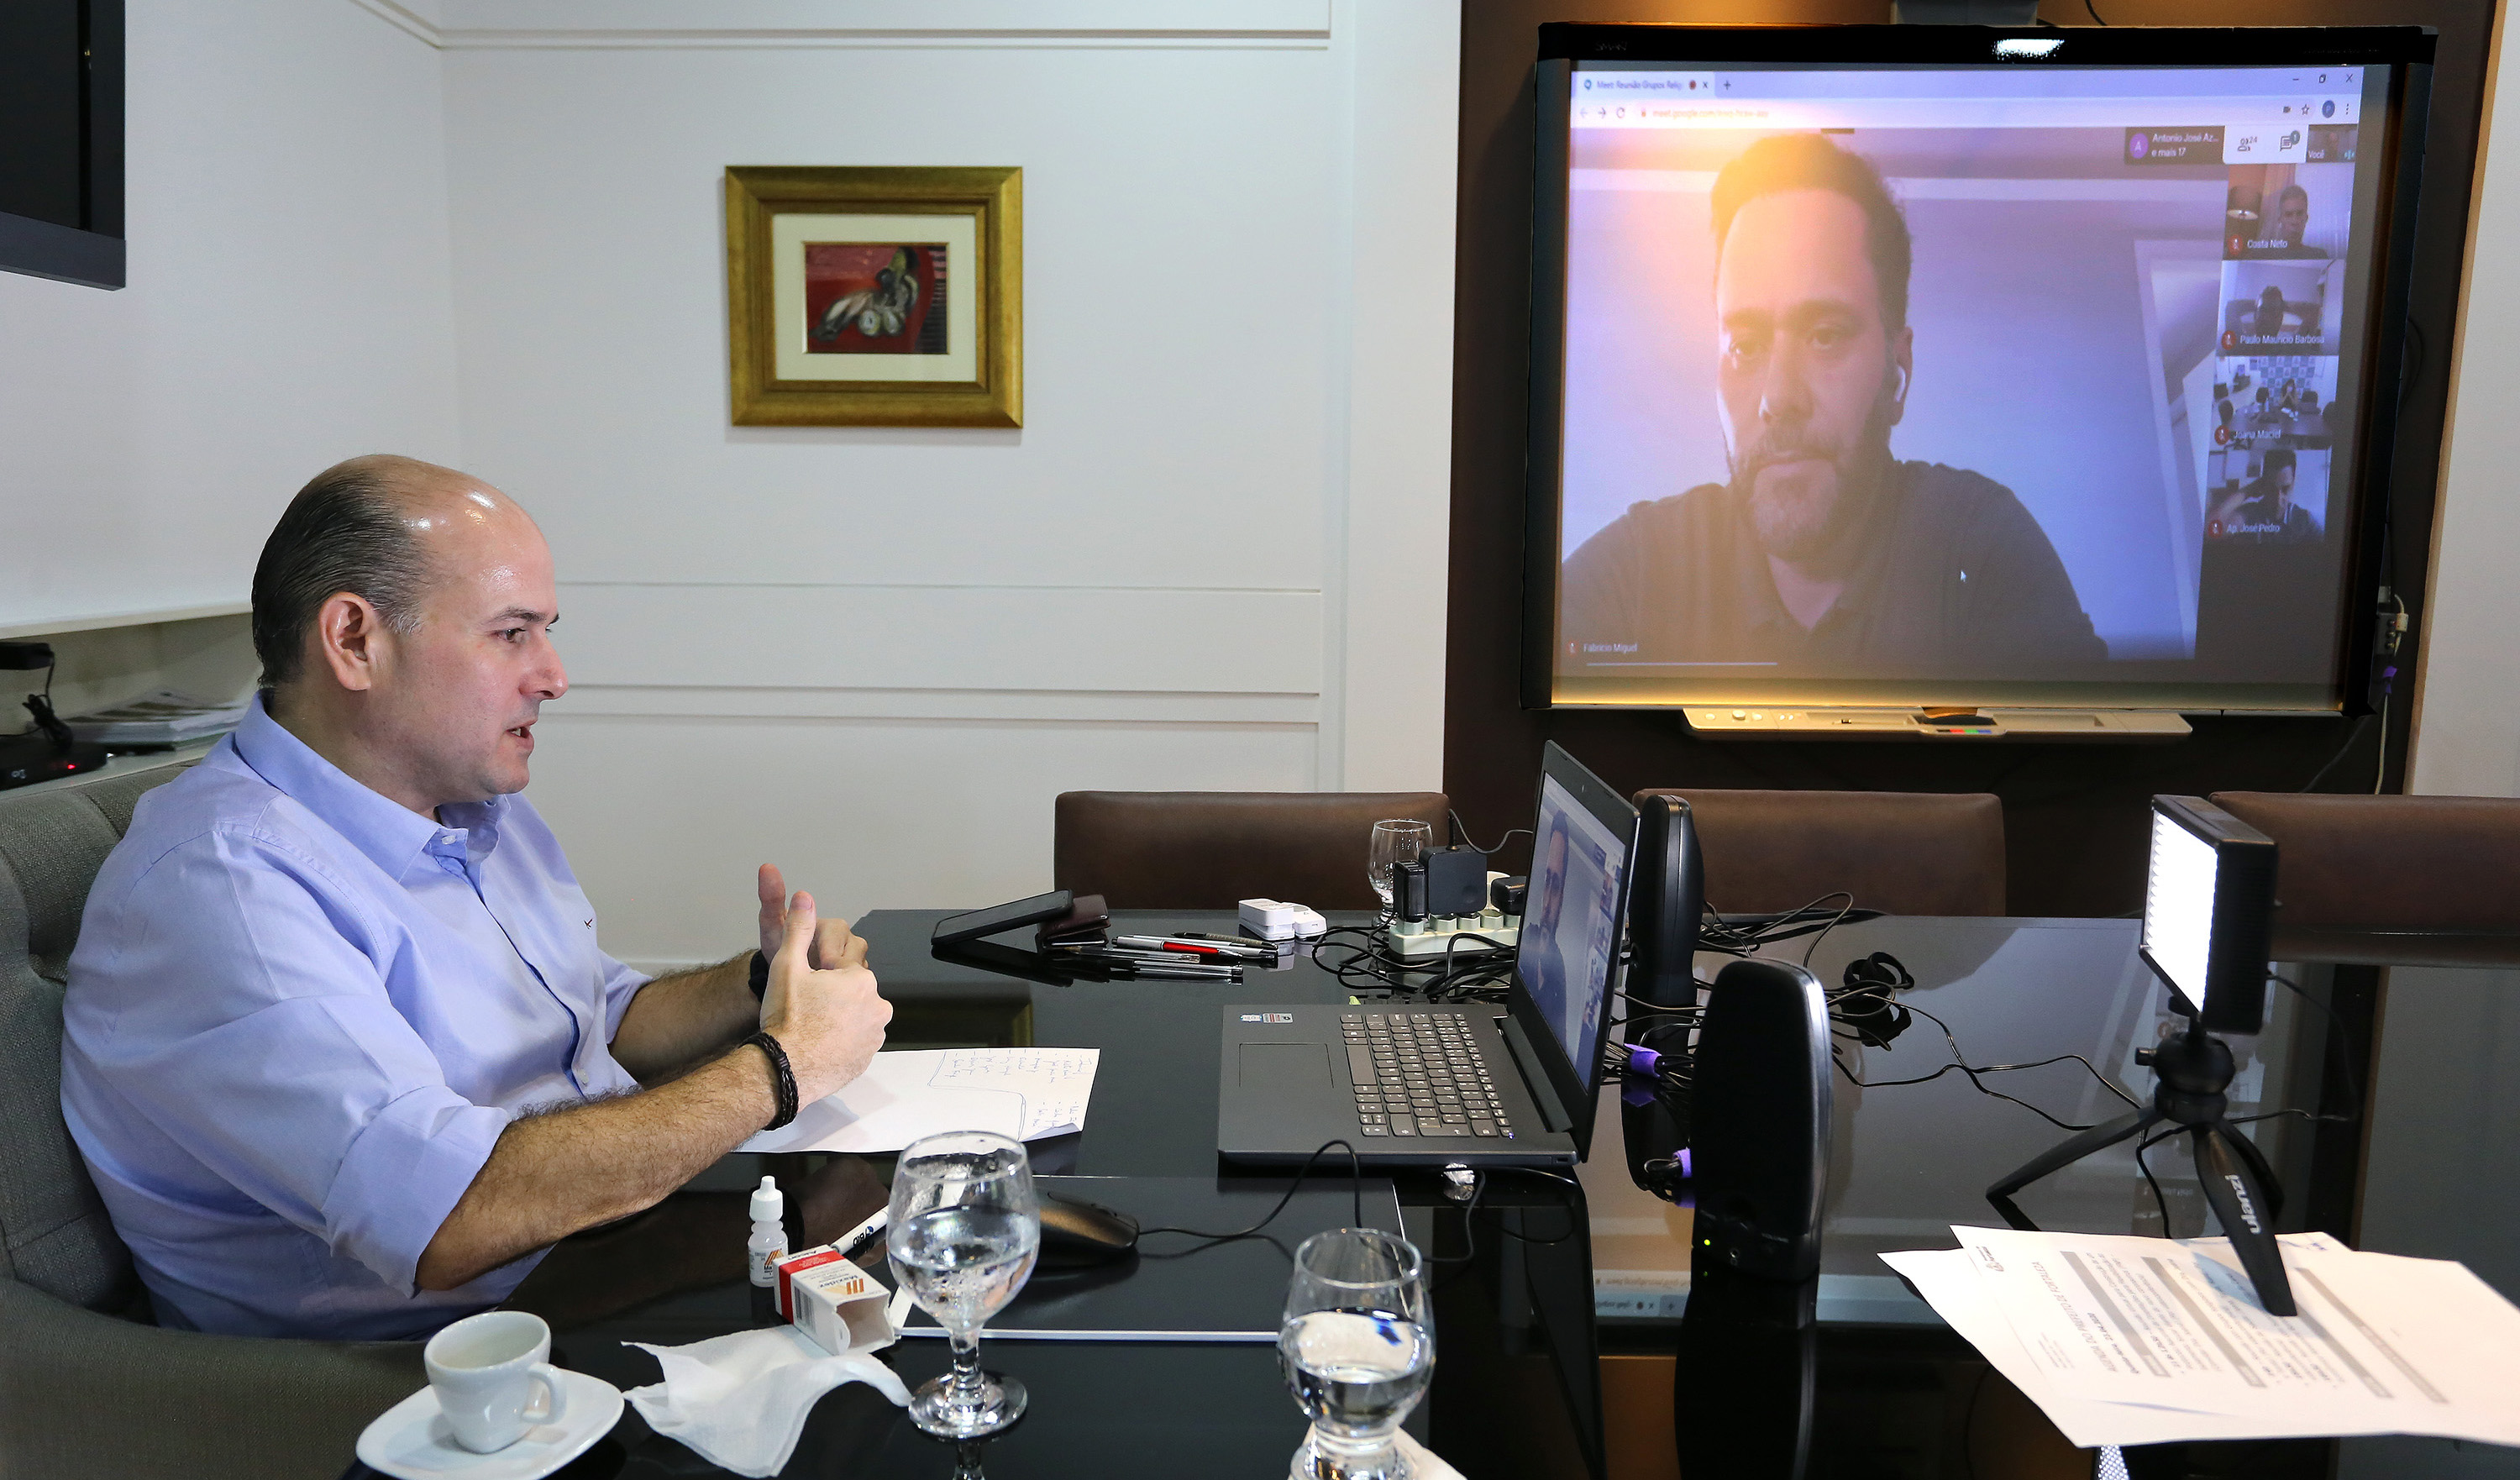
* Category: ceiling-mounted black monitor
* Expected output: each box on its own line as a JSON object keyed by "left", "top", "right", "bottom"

{"left": 0, "top": 0, "right": 125, "bottom": 290}
{"left": 1522, "top": 24, "right": 2433, "bottom": 725}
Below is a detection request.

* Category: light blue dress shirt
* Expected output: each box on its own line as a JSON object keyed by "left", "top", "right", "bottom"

{"left": 60, "top": 694, "right": 651, "bottom": 1339}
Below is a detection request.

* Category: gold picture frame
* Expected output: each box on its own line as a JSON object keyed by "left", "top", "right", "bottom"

{"left": 725, "top": 165, "right": 1021, "bottom": 428}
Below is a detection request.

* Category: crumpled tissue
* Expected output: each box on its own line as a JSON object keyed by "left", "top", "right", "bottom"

{"left": 625, "top": 1325, "right": 909, "bottom": 1477}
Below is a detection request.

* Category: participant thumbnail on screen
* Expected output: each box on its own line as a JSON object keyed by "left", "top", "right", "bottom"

{"left": 2219, "top": 260, "right": 2344, "bottom": 354}
{"left": 2223, "top": 161, "right": 2353, "bottom": 259}
{"left": 2207, "top": 446, "right": 2330, "bottom": 543}
{"left": 2210, "top": 355, "right": 2339, "bottom": 450}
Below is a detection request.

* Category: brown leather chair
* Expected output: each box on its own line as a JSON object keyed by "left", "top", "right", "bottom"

{"left": 1053, "top": 791, "right": 1449, "bottom": 911}
{"left": 1632, "top": 789, "right": 2008, "bottom": 916}
{"left": 2208, "top": 792, "right": 2520, "bottom": 932}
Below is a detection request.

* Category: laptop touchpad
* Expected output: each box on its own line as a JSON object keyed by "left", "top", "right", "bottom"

{"left": 1239, "top": 1042, "right": 1330, "bottom": 1085}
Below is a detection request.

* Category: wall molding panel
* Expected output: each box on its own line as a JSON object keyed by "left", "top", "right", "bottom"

{"left": 554, "top": 686, "right": 1320, "bottom": 727}
{"left": 433, "top": 3, "right": 1455, "bottom": 961}
{"left": 350, "top": 0, "right": 1331, "bottom": 50}
{"left": 554, "top": 582, "right": 1324, "bottom": 695}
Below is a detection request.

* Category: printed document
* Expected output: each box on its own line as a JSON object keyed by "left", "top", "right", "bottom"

{"left": 1882, "top": 1226, "right": 2520, "bottom": 1449}
{"left": 739, "top": 1047, "right": 1099, "bottom": 1155}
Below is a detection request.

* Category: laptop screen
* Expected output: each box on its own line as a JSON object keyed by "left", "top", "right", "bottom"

{"left": 1517, "top": 771, "right": 1630, "bottom": 1092}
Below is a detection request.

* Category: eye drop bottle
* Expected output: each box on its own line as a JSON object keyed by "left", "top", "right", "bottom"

{"left": 748, "top": 1176, "right": 786, "bottom": 1287}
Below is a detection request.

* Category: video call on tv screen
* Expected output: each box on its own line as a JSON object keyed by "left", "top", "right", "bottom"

{"left": 1536, "top": 45, "right": 2413, "bottom": 711}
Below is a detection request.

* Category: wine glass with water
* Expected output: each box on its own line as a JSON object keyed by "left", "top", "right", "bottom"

{"left": 886, "top": 1130, "right": 1040, "bottom": 1438}
{"left": 1280, "top": 1228, "right": 1433, "bottom": 1480}
{"left": 1368, "top": 821, "right": 1434, "bottom": 924}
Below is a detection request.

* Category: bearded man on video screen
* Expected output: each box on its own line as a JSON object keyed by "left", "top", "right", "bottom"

{"left": 1561, "top": 134, "right": 2107, "bottom": 672}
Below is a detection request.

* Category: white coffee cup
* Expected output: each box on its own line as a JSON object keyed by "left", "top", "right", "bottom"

{"left": 423, "top": 1310, "right": 570, "bottom": 1454}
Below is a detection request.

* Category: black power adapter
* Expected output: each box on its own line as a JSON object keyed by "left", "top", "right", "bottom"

{"left": 0, "top": 641, "right": 109, "bottom": 792}
{"left": 1420, "top": 845, "right": 1489, "bottom": 919}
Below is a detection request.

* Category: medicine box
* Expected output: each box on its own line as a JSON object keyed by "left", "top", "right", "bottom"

{"left": 773, "top": 1243, "right": 895, "bottom": 1356}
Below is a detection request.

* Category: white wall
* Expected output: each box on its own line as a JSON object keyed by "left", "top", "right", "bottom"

{"left": 2412, "top": 4, "right": 2520, "bottom": 798}
{"left": 424, "top": 1, "right": 1460, "bottom": 965}
{"left": 0, "top": 0, "right": 459, "bottom": 632}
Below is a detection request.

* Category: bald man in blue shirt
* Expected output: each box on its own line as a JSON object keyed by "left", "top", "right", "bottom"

{"left": 60, "top": 455, "right": 892, "bottom": 1339}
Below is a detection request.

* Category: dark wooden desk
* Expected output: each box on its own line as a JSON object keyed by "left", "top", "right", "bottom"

{"left": 343, "top": 909, "right": 1598, "bottom": 1480}
{"left": 339, "top": 912, "right": 2399, "bottom": 1480}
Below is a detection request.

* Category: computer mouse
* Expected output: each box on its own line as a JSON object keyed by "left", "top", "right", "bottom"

{"left": 1035, "top": 1192, "right": 1139, "bottom": 1266}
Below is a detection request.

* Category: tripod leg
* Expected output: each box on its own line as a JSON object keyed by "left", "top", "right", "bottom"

{"left": 2217, "top": 1117, "right": 2285, "bottom": 1224}
{"left": 2193, "top": 1126, "right": 2297, "bottom": 1317}
{"left": 1986, "top": 1107, "right": 2161, "bottom": 1230}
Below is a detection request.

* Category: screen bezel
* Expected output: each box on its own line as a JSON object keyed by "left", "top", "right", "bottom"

{"left": 0, "top": 0, "right": 124, "bottom": 291}
{"left": 1520, "top": 23, "right": 2436, "bottom": 716}
{"left": 1507, "top": 741, "right": 1642, "bottom": 1155}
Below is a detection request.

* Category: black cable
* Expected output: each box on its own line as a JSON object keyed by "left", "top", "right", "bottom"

{"left": 1485, "top": 1167, "right": 1583, "bottom": 1246}
{"left": 1310, "top": 925, "right": 1520, "bottom": 1002}
{"left": 1447, "top": 809, "right": 1531, "bottom": 859}
{"left": 1832, "top": 1002, "right": 2139, "bottom": 1131}
{"left": 2267, "top": 973, "right": 2362, "bottom": 1123}
{"left": 2134, "top": 1126, "right": 2178, "bottom": 1231}
{"left": 1137, "top": 1139, "right": 1364, "bottom": 1243}
{"left": 1433, "top": 1169, "right": 1489, "bottom": 1266}
{"left": 2083, "top": 0, "right": 2108, "bottom": 24}
{"left": 1798, "top": 892, "right": 1856, "bottom": 966}
{"left": 2299, "top": 713, "right": 2375, "bottom": 793}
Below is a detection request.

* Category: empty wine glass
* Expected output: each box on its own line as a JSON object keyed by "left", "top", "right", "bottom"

{"left": 1368, "top": 821, "right": 1434, "bottom": 923}
{"left": 887, "top": 1131, "right": 1040, "bottom": 1438}
{"left": 1279, "top": 1229, "right": 1432, "bottom": 1480}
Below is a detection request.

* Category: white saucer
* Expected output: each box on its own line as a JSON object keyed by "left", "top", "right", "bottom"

{"left": 356, "top": 1368, "right": 623, "bottom": 1480}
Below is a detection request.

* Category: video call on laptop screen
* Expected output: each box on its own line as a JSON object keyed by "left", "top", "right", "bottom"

{"left": 1547, "top": 60, "right": 2394, "bottom": 708}
{"left": 1518, "top": 773, "right": 1630, "bottom": 1086}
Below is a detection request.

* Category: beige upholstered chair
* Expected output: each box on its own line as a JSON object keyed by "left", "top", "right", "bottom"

{"left": 0, "top": 759, "right": 424, "bottom": 1480}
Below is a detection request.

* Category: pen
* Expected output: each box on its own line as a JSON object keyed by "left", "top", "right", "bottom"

{"left": 1181, "top": 932, "right": 1280, "bottom": 953}
{"left": 1113, "top": 934, "right": 1273, "bottom": 960}
{"left": 1062, "top": 945, "right": 1184, "bottom": 962}
{"left": 837, "top": 1208, "right": 890, "bottom": 1262}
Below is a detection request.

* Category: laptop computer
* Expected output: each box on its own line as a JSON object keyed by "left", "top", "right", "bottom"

{"left": 1216, "top": 742, "right": 1641, "bottom": 1168}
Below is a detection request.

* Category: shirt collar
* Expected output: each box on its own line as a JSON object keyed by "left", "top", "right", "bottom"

{"left": 228, "top": 693, "right": 507, "bottom": 879}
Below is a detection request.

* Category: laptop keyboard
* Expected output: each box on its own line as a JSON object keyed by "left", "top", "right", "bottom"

{"left": 1342, "top": 1011, "right": 1515, "bottom": 1140}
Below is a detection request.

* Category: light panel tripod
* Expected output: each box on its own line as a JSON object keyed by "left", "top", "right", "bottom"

{"left": 1986, "top": 1017, "right": 2296, "bottom": 1317}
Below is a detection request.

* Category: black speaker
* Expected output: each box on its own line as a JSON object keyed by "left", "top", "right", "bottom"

{"left": 1690, "top": 957, "right": 1832, "bottom": 1282}
{"left": 1628, "top": 794, "right": 1702, "bottom": 1010}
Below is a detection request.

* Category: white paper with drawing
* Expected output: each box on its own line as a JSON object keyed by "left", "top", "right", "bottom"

{"left": 740, "top": 1048, "right": 1100, "bottom": 1154}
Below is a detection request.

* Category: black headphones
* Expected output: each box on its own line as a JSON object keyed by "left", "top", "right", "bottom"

{"left": 1834, "top": 951, "right": 1915, "bottom": 1048}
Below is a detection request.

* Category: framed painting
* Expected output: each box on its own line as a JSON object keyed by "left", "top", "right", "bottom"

{"left": 725, "top": 165, "right": 1021, "bottom": 428}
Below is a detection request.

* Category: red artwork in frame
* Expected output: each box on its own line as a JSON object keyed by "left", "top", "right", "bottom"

{"left": 802, "top": 243, "right": 947, "bottom": 354}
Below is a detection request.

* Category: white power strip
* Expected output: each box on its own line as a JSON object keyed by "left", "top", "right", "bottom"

{"left": 1383, "top": 869, "right": 1522, "bottom": 960}
{"left": 1384, "top": 920, "right": 1518, "bottom": 961}
{"left": 1384, "top": 911, "right": 1519, "bottom": 961}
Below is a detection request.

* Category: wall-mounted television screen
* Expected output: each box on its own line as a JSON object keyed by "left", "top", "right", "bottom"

{"left": 1521, "top": 24, "right": 2433, "bottom": 716}
{"left": 0, "top": 0, "right": 124, "bottom": 290}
